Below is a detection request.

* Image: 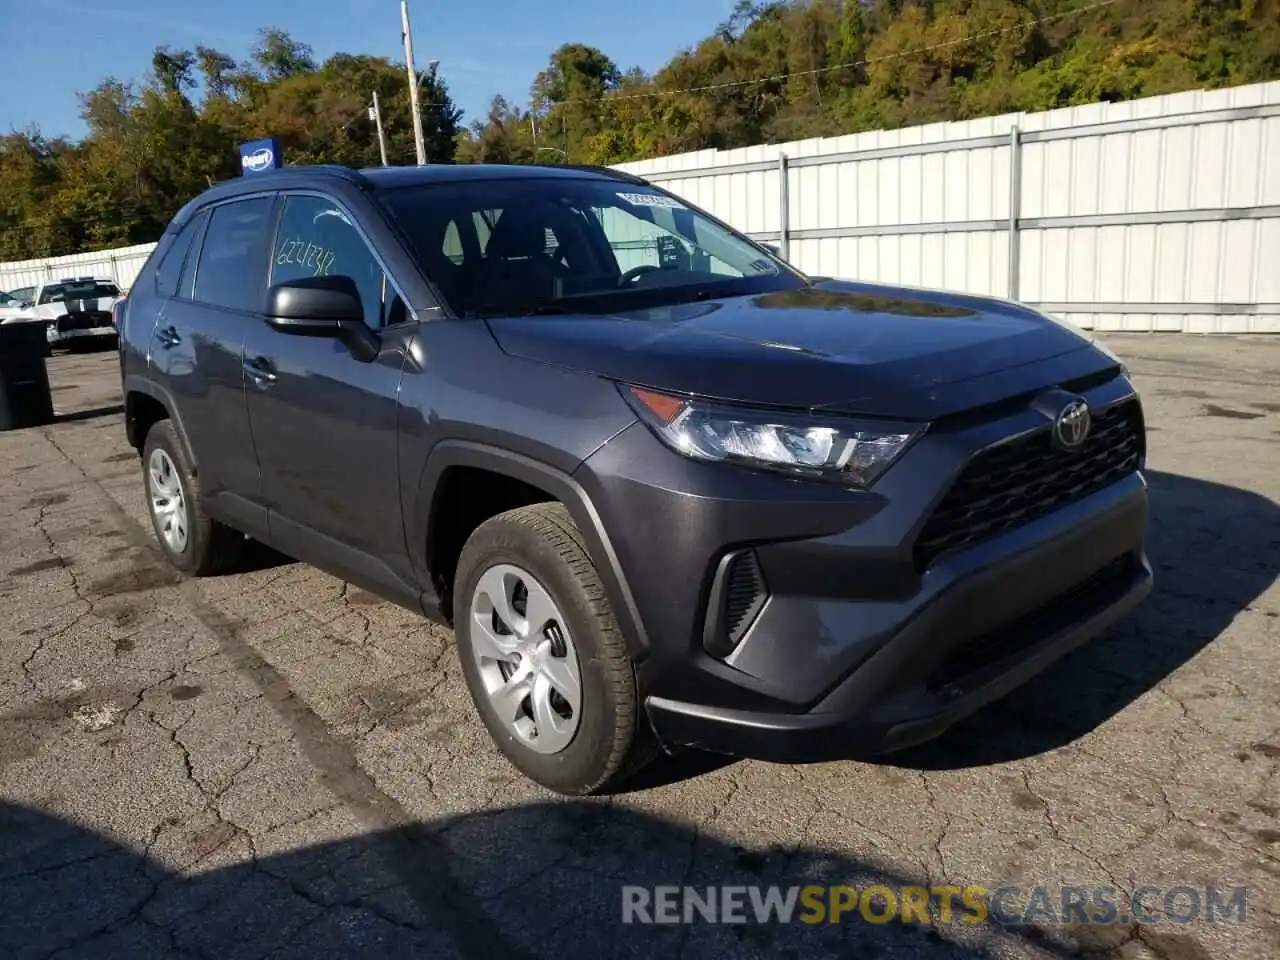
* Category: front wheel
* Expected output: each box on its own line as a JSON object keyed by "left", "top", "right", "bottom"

{"left": 453, "top": 503, "right": 654, "bottom": 795}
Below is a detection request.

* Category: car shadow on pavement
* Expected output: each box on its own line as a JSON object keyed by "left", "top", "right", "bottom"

{"left": 52, "top": 403, "right": 125, "bottom": 424}
{"left": 893, "top": 469, "right": 1280, "bottom": 770}
{"left": 1, "top": 798, "right": 1156, "bottom": 960}
{"left": 237, "top": 537, "right": 296, "bottom": 574}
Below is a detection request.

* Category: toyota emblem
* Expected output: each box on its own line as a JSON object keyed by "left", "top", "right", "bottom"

{"left": 1054, "top": 399, "right": 1092, "bottom": 450}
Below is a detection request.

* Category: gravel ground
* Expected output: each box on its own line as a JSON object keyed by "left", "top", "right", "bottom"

{"left": 1, "top": 335, "right": 1277, "bottom": 960}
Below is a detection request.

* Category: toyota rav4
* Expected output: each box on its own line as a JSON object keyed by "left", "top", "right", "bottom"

{"left": 117, "top": 163, "right": 1152, "bottom": 795}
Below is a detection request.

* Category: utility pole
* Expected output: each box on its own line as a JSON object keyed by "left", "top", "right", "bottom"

{"left": 401, "top": 0, "right": 426, "bottom": 165}
{"left": 370, "top": 92, "right": 389, "bottom": 167}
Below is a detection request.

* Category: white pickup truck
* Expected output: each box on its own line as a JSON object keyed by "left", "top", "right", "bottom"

{"left": 0, "top": 276, "right": 123, "bottom": 350}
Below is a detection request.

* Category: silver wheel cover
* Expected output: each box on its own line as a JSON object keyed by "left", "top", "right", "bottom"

{"left": 148, "top": 448, "right": 189, "bottom": 554}
{"left": 469, "top": 564, "right": 582, "bottom": 755}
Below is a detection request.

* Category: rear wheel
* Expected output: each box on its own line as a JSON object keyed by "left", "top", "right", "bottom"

{"left": 453, "top": 503, "right": 654, "bottom": 795}
{"left": 142, "top": 420, "right": 243, "bottom": 576}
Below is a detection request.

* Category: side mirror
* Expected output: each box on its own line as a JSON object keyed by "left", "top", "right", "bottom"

{"left": 265, "top": 276, "right": 379, "bottom": 363}
{"left": 761, "top": 242, "right": 782, "bottom": 258}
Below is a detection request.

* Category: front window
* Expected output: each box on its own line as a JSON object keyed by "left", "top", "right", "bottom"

{"left": 380, "top": 177, "right": 804, "bottom": 317}
{"left": 38, "top": 280, "right": 121, "bottom": 304}
{"left": 271, "top": 195, "right": 401, "bottom": 329}
{"left": 0, "top": 291, "right": 16, "bottom": 306}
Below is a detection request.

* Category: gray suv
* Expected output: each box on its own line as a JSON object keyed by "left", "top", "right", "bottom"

{"left": 117, "top": 163, "right": 1152, "bottom": 795}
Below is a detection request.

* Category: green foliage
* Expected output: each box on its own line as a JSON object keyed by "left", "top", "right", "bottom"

{"left": 494, "top": 0, "right": 1280, "bottom": 163}
{"left": 0, "top": 28, "right": 461, "bottom": 261}
{"left": 5, "top": 2, "right": 1278, "bottom": 262}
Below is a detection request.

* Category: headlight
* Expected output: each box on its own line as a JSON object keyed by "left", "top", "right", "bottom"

{"left": 621, "top": 385, "right": 922, "bottom": 489}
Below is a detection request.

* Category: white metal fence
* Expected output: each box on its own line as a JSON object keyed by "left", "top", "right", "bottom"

{"left": 616, "top": 80, "right": 1280, "bottom": 334}
{"left": 4, "top": 81, "right": 1278, "bottom": 332}
{"left": 0, "top": 242, "right": 155, "bottom": 294}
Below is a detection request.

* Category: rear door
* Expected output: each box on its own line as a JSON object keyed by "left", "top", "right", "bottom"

{"left": 240, "top": 191, "right": 414, "bottom": 586}
{"left": 120, "top": 212, "right": 204, "bottom": 391}
{"left": 153, "top": 195, "right": 276, "bottom": 529}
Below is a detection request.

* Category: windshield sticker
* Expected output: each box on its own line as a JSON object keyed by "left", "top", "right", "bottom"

{"left": 617, "top": 192, "right": 685, "bottom": 210}
{"left": 276, "top": 237, "right": 336, "bottom": 277}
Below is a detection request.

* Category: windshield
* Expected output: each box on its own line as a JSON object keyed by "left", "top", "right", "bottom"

{"left": 379, "top": 176, "right": 805, "bottom": 317}
{"left": 38, "top": 280, "right": 120, "bottom": 304}
{"left": 0, "top": 292, "right": 15, "bottom": 306}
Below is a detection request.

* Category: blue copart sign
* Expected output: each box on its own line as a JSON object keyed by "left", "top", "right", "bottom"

{"left": 240, "top": 139, "right": 282, "bottom": 175}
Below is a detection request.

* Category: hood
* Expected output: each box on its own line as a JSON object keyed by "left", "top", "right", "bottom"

{"left": 485, "top": 280, "right": 1116, "bottom": 420}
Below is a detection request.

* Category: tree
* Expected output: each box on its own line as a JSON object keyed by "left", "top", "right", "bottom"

{"left": 453, "top": 0, "right": 1280, "bottom": 165}
{"left": 252, "top": 28, "right": 316, "bottom": 81}
{"left": 530, "top": 44, "right": 622, "bottom": 162}
{"left": 151, "top": 47, "right": 197, "bottom": 94}
{"left": 456, "top": 96, "right": 536, "bottom": 164}
{"left": 0, "top": 29, "right": 461, "bottom": 260}
{"left": 195, "top": 46, "right": 239, "bottom": 98}
{"left": 4, "top": 1, "right": 1279, "bottom": 261}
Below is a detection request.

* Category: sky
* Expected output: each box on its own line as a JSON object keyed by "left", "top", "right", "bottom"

{"left": 0, "top": 0, "right": 733, "bottom": 138}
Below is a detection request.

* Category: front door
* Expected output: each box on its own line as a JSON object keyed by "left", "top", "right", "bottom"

{"left": 241, "top": 192, "right": 414, "bottom": 585}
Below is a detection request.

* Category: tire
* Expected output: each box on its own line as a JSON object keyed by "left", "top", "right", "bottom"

{"left": 141, "top": 420, "right": 243, "bottom": 576}
{"left": 453, "top": 503, "right": 654, "bottom": 795}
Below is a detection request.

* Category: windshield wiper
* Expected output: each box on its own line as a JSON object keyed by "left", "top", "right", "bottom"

{"left": 466, "top": 303, "right": 571, "bottom": 318}
{"left": 670, "top": 289, "right": 713, "bottom": 304}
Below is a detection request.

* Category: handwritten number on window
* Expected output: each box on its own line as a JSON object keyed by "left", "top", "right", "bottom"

{"left": 276, "top": 237, "right": 336, "bottom": 277}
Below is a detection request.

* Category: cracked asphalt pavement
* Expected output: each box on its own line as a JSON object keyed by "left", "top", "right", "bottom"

{"left": 2, "top": 337, "right": 1278, "bottom": 960}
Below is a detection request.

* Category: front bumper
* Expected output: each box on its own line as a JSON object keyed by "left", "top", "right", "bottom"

{"left": 576, "top": 367, "right": 1151, "bottom": 761}
{"left": 48, "top": 324, "right": 116, "bottom": 345}
{"left": 645, "top": 490, "right": 1151, "bottom": 761}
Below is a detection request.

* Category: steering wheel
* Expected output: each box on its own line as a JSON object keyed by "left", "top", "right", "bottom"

{"left": 618, "top": 264, "right": 663, "bottom": 286}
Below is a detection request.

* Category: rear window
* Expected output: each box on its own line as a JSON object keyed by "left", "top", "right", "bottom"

{"left": 193, "top": 197, "right": 274, "bottom": 313}
{"left": 38, "top": 281, "right": 120, "bottom": 304}
{"left": 154, "top": 214, "right": 205, "bottom": 299}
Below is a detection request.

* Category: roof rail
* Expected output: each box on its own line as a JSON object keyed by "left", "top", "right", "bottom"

{"left": 543, "top": 163, "right": 650, "bottom": 185}
{"left": 257, "top": 163, "right": 374, "bottom": 189}
{"left": 292, "top": 163, "right": 368, "bottom": 183}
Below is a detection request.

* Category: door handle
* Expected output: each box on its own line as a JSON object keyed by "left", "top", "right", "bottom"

{"left": 156, "top": 326, "right": 181, "bottom": 348}
{"left": 243, "top": 357, "right": 278, "bottom": 387}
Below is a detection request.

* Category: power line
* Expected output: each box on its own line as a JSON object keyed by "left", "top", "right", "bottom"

{"left": 558, "top": 0, "right": 1123, "bottom": 107}
{"left": 338, "top": 105, "right": 370, "bottom": 134}
{"left": 338, "top": 99, "right": 451, "bottom": 134}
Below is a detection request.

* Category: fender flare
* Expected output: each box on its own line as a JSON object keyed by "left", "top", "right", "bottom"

{"left": 122, "top": 375, "right": 198, "bottom": 470}
{"left": 413, "top": 440, "right": 650, "bottom": 660}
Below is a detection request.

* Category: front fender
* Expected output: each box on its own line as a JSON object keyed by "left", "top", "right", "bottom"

{"left": 410, "top": 439, "right": 650, "bottom": 660}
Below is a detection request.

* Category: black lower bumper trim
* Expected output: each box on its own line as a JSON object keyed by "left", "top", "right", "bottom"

{"left": 645, "top": 554, "right": 1153, "bottom": 764}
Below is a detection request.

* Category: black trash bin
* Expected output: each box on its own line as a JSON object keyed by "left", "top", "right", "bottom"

{"left": 0, "top": 321, "right": 55, "bottom": 430}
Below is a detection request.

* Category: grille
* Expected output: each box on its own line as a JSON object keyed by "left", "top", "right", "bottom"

{"left": 914, "top": 399, "right": 1142, "bottom": 570}
{"left": 723, "top": 552, "right": 766, "bottom": 643}
{"left": 706, "top": 550, "right": 769, "bottom": 658}
{"left": 925, "top": 554, "right": 1137, "bottom": 691}
{"left": 56, "top": 311, "right": 110, "bottom": 333}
